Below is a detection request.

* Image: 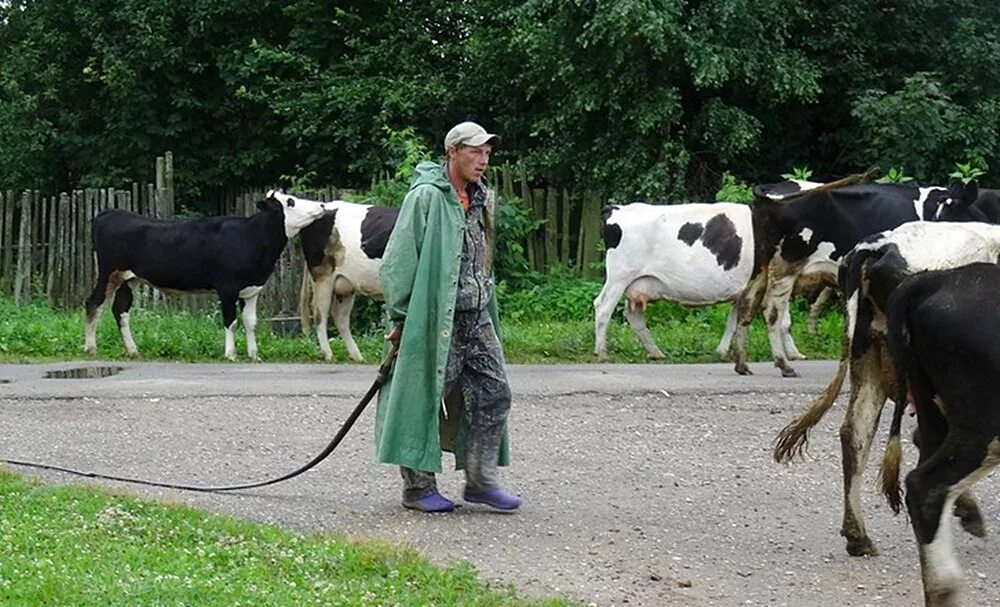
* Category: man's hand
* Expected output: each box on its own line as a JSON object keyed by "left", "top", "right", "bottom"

{"left": 385, "top": 322, "right": 403, "bottom": 348}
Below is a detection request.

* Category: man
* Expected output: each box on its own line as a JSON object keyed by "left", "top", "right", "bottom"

{"left": 374, "top": 121, "right": 521, "bottom": 513}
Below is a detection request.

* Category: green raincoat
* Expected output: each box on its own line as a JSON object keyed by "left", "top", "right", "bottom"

{"left": 374, "top": 160, "right": 510, "bottom": 473}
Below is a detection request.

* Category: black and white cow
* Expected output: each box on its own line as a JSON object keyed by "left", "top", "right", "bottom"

{"left": 935, "top": 180, "right": 1000, "bottom": 223}
{"left": 732, "top": 182, "right": 953, "bottom": 377}
{"left": 772, "top": 220, "right": 1000, "bottom": 557}
{"left": 594, "top": 201, "right": 815, "bottom": 362}
{"left": 298, "top": 198, "right": 398, "bottom": 361}
{"left": 83, "top": 191, "right": 328, "bottom": 361}
{"left": 878, "top": 262, "right": 1000, "bottom": 606}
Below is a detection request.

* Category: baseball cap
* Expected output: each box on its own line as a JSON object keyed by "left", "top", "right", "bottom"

{"left": 444, "top": 121, "right": 501, "bottom": 151}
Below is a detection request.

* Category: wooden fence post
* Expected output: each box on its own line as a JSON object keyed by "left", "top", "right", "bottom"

{"left": 578, "top": 191, "right": 604, "bottom": 278}
{"left": 516, "top": 166, "right": 534, "bottom": 271}
{"left": 532, "top": 187, "right": 546, "bottom": 270}
{"left": 83, "top": 189, "right": 95, "bottom": 297}
{"left": 56, "top": 193, "right": 69, "bottom": 307}
{"left": 45, "top": 195, "right": 57, "bottom": 300}
{"left": 155, "top": 156, "right": 166, "bottom": 218}
{"left": 13, "top": 191, "right": 32, "bottom": 303}
{"left": 544, "top": 186, "right": 558, "bottom": 268}
{"left": 2, "top": 190, "right": 14, "bottom": 294}
{"left": 561, "top": 188, "right": 572, "bottom": 267}
{"left": 164, "top": 151, "right": 174, "bottom": 216}
{"left": 31, "top": 190, "right": 41, "bottom": 277}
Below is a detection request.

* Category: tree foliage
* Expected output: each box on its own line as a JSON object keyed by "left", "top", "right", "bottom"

{"left": 1, "top": 0, "right": 999, "bottom": 208}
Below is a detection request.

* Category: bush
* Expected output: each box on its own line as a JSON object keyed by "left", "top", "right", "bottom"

{"left": 714, "top": 171, "right": 754, "bottom": 203}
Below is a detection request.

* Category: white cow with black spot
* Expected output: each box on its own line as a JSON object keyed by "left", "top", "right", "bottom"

{"left": 593, "top": 201, "right": 803, "bottom": 362}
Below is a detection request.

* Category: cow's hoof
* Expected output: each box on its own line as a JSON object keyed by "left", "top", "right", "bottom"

{"left": 734, "top": 365, "right": 752, "bottom": 376}
{"left": 83, "top": 348, "right": 96, "bottom": 357}
{"left": 780, "top": 367, "right": 800, "bottom": 378}
{"left": 647, "top": 352, "right": 665, "bottom": 360}
{"left": 844, "top": 536, "right": 878, "bottom": 557}
{"left": 126, "top": 351, "right": 140, "bottom": 359}
{"left": 596, "top": 353, "right": 610, "bottom": 363}
{"left": 926, "top": 586, "right": 960, "bottom": 607}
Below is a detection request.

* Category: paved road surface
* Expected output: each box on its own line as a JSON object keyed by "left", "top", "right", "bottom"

{"left": 2, "top": 360, "right": 999, "bottom": 606}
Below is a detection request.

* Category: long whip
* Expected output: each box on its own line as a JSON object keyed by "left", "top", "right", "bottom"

{"left": 1, "top": 343, "right": 398, "bottom": 493}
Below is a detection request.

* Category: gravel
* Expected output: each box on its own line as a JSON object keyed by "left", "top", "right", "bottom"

{"left": 2, "top": 360, "right": 999, "bottom": 606}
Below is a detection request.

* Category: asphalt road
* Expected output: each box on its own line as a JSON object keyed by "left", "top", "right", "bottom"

{"left": 2, "top": 360, "right": 999, "bottom": 606}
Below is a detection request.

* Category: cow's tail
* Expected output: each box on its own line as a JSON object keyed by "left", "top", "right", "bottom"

{"left": 877, "top": 275, "right": 923, "bottom": 514}
{"left": 877, "top": 398, "right": 906, "bottom": 514}
{"left": 772, "top": 244, "right": 888, "bottom": 463}
{"left": 772, "top": 332, "right": 849, "bottom": 463}
{"left": 298, "top": 261, "right": 314, "bottom": 336}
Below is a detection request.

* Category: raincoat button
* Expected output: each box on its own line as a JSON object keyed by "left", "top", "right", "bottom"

{"left": 442, "top": 330, "right": 450, "bottom": 338}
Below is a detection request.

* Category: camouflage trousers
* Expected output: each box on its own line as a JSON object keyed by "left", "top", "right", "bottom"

{"left": 401, "top": 308, "right": 512, "bottom": 501}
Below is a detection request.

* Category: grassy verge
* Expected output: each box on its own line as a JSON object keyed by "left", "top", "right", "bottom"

{"left": 0, "top": 295, "right": 843, "bottom": 364}
{"left": 0, "top": 471, "right": 575, "bottom": 606}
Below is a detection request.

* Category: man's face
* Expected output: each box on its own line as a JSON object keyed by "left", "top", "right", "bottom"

{"left": 448, "top": 144, "right": 492, "bottom": 184}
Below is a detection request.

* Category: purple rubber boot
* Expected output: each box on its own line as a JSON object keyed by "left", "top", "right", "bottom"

{"left": 402, "top": 491, "right": 455, "bottom": 513}
{"left": 463, "top": 487, "right": 522, "bottom": 511}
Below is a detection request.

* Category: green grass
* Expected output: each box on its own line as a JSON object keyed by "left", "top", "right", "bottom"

{"left": 0, "top": 295, "right": 843, "bottom": 364}
{"left": 0, "top": 471, "right": 576, "bottom": 606}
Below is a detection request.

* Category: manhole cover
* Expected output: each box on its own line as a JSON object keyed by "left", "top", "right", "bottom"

{"left": 45, "top": 366, "right": 125, "bottom": 379}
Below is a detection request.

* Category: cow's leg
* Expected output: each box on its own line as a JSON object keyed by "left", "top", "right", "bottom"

{"left": 241, "top": 292, "right": 261, "bottom": 362}
{"left": 622, "top": 300, "right": 664, "bottom": 359}
{"left": 84, "top": 270, "right": 121, "bottom": 356}
{"left": 762, "top": 269, "right": 800, "bottom": 377}
{"left": 732, "top": 271, "right": 768, "bottom": 375}
{"left": 298, "top": 264, "right": 314, "bottom": 337}
{"left": 807, "top": 286, "right": 834, "bottom": 333}
{"left": 333, "top": 292, "right": 364, "bottom": 362}
{"left": 219, "top": 292, "right": 240, "bottom": 361}
{"left": 112, "top": 281, "right": 139, "bottom": 358}
{"left": 838, "top": 346, "right": 887, "bottom": 556}
{"left": 953, "top": 491, "right": 986, "bottom": 538}
{"left": 714, "top": 305, "right": 738, "bottom": 359}
{"left": 312, "top": 275, "right": 336, "bottom": 361}
{"left": 593, "top": 279, "right": 627, "bottom": 362}
{"left": 907, "top": 437, "right": 1000, "bottom": 606}
{"left": 913, "top": 416, "right": 986, "bottom": 539}
{"left": 780, "top": 303, "right": 806, "bottom": 361}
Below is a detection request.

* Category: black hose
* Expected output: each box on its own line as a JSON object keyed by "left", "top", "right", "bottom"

{"left": 2, "top": 344, "right": 398, "bottom": 494}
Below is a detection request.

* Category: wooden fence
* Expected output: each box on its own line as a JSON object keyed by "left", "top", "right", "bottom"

{"left": 489, "top": 163, "right": 604, "bottom": 277}
{"left": 0, "top": 153, "right": 350, "bottom": 319}
{"left": 0, "top": 153, "right": 175, "bottom": 310}
{"left": 0, "top": 154, "right": 604, "bottom": 320}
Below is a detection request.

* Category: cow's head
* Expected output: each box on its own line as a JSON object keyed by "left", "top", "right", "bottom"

{"left": 263, "top": 190, "right": 327, "bottom": 238}
{"left": 934, "top": 180, "right": 981, "bottom": 222}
